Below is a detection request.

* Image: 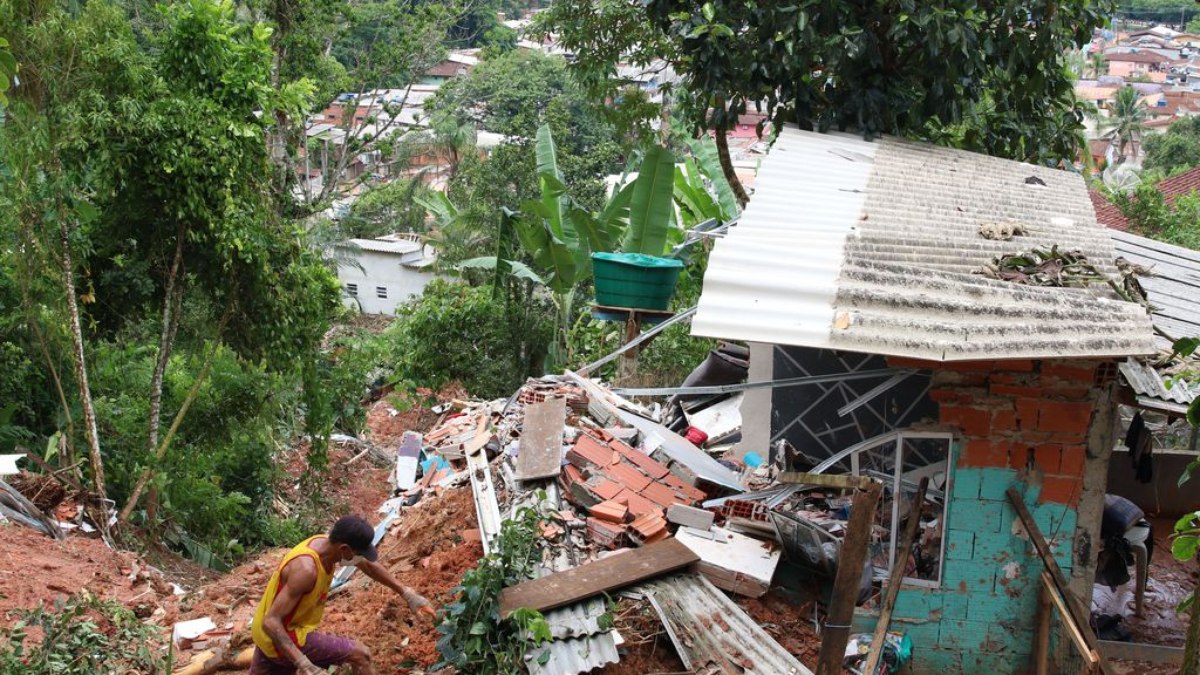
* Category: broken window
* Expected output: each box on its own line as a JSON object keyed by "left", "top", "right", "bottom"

{"left": 346, "top": 283, "right": 358, "bottom": 296}
{"left": 816, "top": 430, "right": 952, "bottom": 587}
{"left": 376, "top": 286, "right": 387, "bottom": 298}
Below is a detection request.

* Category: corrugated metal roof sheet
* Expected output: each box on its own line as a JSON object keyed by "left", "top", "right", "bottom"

{"left": 1119, "top": 359, "right": 1198, "bottom": 415}
{"left": 636, "top": 572, "right": 813, "bottom": 674}
{"left": 1110, "top": 229, "right": 1200, "bottom": 346}
{"left": 692, "top": 127, "right": 1157, "bottom": 361}
{"left": 526, "top": 599, "right": 619, "bottom": 675}
{"left": 341, "top": 237, "right": 422, "bottom": 254}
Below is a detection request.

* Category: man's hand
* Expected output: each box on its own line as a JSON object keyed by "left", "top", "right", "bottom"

{"left": 356, "top": 559, "right": 437, "bottom": 621}
{"left": 297, "top": 658, "right": 326, "bottom": 675}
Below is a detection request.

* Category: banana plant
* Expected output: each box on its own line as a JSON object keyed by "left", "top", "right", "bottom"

{"left": 674, "top": 136, "right": 740, "bottom": 228}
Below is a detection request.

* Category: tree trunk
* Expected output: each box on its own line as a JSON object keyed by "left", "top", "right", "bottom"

{"left": 118, "top": 314, "right": 227, "bottom": 525}
{"left": 60, "top": 218, "right": 109, "bottom": 538}
{"left": 143, "top": 229, "right": 185, "bottom": 529}
{"left": 715, "top": 124, "right": 749, "bottom": 207}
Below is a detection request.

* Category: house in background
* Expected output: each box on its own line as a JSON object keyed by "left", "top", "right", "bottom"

{"left": 691, "top": 128, "right": 1158, "bottom": 672}
{"left": 334, "top": 234, "right": 440, "bottom": 315}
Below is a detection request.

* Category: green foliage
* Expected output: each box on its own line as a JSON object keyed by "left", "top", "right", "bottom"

{"left": 547, "top": 0, "right": 1115, "bottom": 164}
{"left": 1111, "top": 184, "right": 1200, "bottom": 250}
{"left": 391, "top": 280, "right": 553, "bottom": 399}
{"left": 1101, "top": 86, "right": 1149, "bottom": 163}
{"left": 0, "top": 592, "right": 170, "bottom": 674}
{"left": 623, "top": 144, "right": 677, "bottom": 255}
{"left": 0, "top": 36, "right": 14, "bottom": 106}
{"left": 435, "top": 504, "right": 552, "bottom": 673}
{"left": 90, "top": 340, "right": 286, "bottom": 562}
{"left": 341, "top": 178, "right": 434, "bottom": 239}
{"left": 1144, "top": 116, "right": 1200, "bottom": 176}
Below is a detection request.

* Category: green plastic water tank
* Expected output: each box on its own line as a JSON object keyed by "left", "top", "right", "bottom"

{"left": 591, "top": 252, "right": 684, "bottom": 311}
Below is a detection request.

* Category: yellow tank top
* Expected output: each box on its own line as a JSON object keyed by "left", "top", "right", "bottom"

{"left": 251, "top": 536, "right": 334, "bottom": 658}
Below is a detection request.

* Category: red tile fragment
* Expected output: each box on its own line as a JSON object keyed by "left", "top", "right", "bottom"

{"left": 608, "top": 462, "right": 653, "bottom": 492}
{"left": 615, "top": 488, "right": 662, "bottom": 518}
{"left": 589, "top": 500, "right": 629, "bottom": 524}
{"left": 610, "top": 439, "right": 670, "bottom": 479}
{"left": 641, "top": 480, "right": 684, "bottom": 509}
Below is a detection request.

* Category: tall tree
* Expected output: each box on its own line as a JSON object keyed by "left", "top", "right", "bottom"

{"left": 1102, "top": 85, "right": 1149, "bottom": 163}
{"left": 541, "top": 0, "right": 1116, "bottom": 196}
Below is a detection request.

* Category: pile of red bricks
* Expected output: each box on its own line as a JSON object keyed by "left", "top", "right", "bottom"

{"left": 560, "top": 430, "right": 708, "bottom": 548}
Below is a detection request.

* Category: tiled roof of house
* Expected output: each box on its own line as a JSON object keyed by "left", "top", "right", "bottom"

{"left": 1090, "top": 189, "right": 1129, "bottom": 230}
{"left": 1105, "top": 50, "right": 1171, "bottom": 64}
{"left": 1157, "top": 165, "right": 1200, "bottom": 201}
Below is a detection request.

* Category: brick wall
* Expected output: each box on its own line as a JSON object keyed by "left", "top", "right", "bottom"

{"left": 853, "top": 357, "right": 1110, "bottom": 673}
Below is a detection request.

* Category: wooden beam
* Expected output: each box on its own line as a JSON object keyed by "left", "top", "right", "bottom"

{"left": 1034, "top": 581, "right": 1051, "bottom": 675}
{"left": 778, "top": 471, "right": 875, "bottom": 491}
{"left": 816, "top": 479, "right": 882, "bottom": 675}
{"left": 498, "top": 538, "right": 699, "bottom": 617}
{"left": 1097, "top": 640, "right": 1185, "bottom": 665}
{"left": 1006, "top": 487, "right": 1112, "bottom": 675}
{"left": 862, "top": 477, "right": 928, "bottom": 675}
{"left": 1041, "top": 572, "right": 1099, "bottom": 667}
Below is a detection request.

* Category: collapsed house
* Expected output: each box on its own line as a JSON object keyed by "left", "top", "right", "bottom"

{"left": 687, "top": 127, "right": 1200, "bottom": 672}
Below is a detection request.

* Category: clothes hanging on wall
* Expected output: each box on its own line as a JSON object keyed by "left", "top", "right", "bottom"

{"left": 1125, "top": 412, "right": 1153, "bottom": 484}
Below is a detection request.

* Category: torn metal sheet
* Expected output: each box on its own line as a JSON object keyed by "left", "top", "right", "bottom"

{"left": 566, "top": 371, "right": 744, "bottom": 492}
{"left": 464, "top": 424, "right": 503, "bottom": 555}
{"left": 635, "top": 573, "right": 813, "bottom": 675}
{"left": 1119, "top": 358, "right": 1198, "bottom": 416}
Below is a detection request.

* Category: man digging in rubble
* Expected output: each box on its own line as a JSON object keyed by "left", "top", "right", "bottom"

{"left": 250, "top": 515, "right": 434, "bottom": 674}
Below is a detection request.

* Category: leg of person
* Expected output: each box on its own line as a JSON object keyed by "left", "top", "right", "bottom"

{"left": 300, "top": 632, "right": 374, "bottom": 675}
{"left": 248, "top": 647, "right": 296, "bottom": 675}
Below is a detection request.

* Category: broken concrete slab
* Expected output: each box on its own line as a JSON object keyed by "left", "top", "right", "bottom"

{"left": 666, "top": 504, "right": 715, "bottom": 530}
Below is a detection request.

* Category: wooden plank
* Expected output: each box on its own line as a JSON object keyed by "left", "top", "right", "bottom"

{"left": 1034, "top": 581, "right": 1050, "bottom": 675}
{"left": 1007, "top": 487, "right": 1112, "bottom": 675}
{"left": 1097, "top": 640, "right": 1185, "bottom": 665}
{"left": 498, "top": 538, "right": 699, "bottom": 617}
{"left": 862, "top": 477, "right": 928, "bottom": 675}
{"left": 514, "top": 397, "right": 566, "bottom": 481}
{"left": 816, "top": 479, "right": 882, "bottom": 675}
{"left": 778, "top": 471, "right": 875, "bottom": 490}
{"left": 1041, "top": 572, "right": 1099, "bottom": 667}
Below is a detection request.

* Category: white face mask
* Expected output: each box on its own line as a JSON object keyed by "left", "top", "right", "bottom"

{"left": 346, "top": 554, "right": 364, "bottom": 567}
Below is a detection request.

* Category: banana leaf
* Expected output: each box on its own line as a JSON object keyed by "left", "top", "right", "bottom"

{"left": 686, "top": 136, "right": 739, "bottom": 220}
{"left": 623, "top": 144, "right": 676, "bottom": 256}
{"left": 457, "top": 256, "right": 547, "bottom": 286}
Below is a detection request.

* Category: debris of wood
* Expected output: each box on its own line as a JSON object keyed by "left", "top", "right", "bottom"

{"left": 514, "top": 397, "right": 567, "bottom": 481}
{"left": 0, "top": 479, "right": 64, "bottom": 539}
{"left": 1007, "top": 487, "right": 1112, "bottom": 675}
{"left": 816, "top": 479, "right": 881, "bottom": 675}
{"left": 862, "top": 477, "right": 928, "bottom": 675}
{"left": 498, "top": 538, "right": 699, "bottom": 617}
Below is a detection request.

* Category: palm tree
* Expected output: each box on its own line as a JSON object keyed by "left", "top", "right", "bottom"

{"left": 1088, "top": 52, "right": 1106, "bottom": 79}
{"left": 1100, "top": 86, "right": 1148, "bottom": 164}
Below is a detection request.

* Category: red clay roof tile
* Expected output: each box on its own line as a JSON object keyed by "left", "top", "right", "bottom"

{"left": 615, "top": 488, "right": 662, "bottom": 518}
{"left": 610, "top": 439, "right": 670, "bottom": 479}
{"left": 607, "top": 462, "right": 653, "bottom": 492}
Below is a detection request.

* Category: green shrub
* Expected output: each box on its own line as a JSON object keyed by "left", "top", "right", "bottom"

{"left": 391, "top": 280, "right": 553, "bottom": 399}
{"left": 0, "top": 592, "right": 170, "bottom": 674}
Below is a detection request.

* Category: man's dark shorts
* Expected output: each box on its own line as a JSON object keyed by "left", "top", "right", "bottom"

{"left": 249, "top": 632, "right": 358, "bottom": 674}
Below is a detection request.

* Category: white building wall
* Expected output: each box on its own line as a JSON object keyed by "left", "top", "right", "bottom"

{"left": 337, "top": 250, "right": 437, "bottom": 315}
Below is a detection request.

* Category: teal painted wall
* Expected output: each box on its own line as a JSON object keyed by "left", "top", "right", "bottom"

{"left": 855, "top": 464, "right": 1078, "bottom": 674}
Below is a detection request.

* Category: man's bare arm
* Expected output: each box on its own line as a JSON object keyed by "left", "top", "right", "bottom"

{"left": 356, "top": 559, "right": 434, "bottom": 616}
{"left": 262, "top": 557, "right": 323, "bottom": 672}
